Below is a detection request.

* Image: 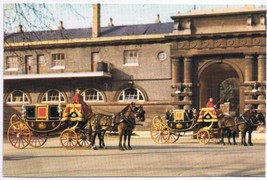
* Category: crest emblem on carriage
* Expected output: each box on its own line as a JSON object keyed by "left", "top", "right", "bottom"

{"left": 204, "top": 112, "right": 212, "bottom": 119}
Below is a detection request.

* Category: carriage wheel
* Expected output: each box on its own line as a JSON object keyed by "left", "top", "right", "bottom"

{"left": 197, "top": 129, "right": 210, "bottom": 144}
{"left": 29, "top": 132, "right": 48, "bottom": 148}
{"left": 7, "top": 122, "right": 31, "bottom": 149}
{"left": 150, "top": 123, "right": 170, "bottom": 144}
{"left": 60, "top": 129, "right": 78, "bottom": 149}
{"left": 152, "top": 116, "right": 165, "bottom": 125}
{"left": 212, "top": 137, "right": 221, "bottom": 144}
{"left": 167, "top": 130, "right": 180, "bottom": 144}
{"left": 10, "top": 114, "right": 21, "bottom": 124}
{"left": 77, "top": 131, "right": 91, "bottom": 148}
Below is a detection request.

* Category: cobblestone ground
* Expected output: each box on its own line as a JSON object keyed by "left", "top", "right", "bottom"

{"left": 2, "top": 131, "right": 266, "bottom": 178}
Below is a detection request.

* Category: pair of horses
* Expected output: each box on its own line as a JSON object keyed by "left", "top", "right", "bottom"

{"left": 217, "top": 108, "right": 265, "bottom": 146}
{"left": 86, "top": 102, "right": 145, "bottom": 150}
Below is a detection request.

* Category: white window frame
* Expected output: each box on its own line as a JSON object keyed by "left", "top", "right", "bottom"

{"left": 123, "top": 50, "right": 139, "bottom": 66}
{"left": 118, "top": 88, "right": 145, "bottom": 102}
{"left": 6, "top": 90, "right": 30, "bottom": 104}
{"left": 82, "top": 88, "right": 104, "bottom": 102}
{"left": 41, "top": 89, "right": 66, "bottom": 103}
{"left": 51, "top": 53, "right": 65, "bottom": 70}
{"left": 5, "top": 56, "right": 19, "bottom": 71}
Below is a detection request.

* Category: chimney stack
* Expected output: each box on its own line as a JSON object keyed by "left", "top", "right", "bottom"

{"left": 17, "top": 24, "right": 24, "bottom": 33}
{"left": 155, "top": 14, "right": 161, "bottom": 24}
{"left": 92, "top": 4, "right": 101, "bottom": 38}
{"left": 58, "top": 21, "right": 65, "bottom": 30}
{"left": 108, "top": 18, "right": 114, "bottom": 27}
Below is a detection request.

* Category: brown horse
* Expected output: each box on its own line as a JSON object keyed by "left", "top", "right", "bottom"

{"left": 218, "top": 108, "right": 264, "bottom": 146}
{"left": 88, "top": 102, "right": 145, "bottom": 150}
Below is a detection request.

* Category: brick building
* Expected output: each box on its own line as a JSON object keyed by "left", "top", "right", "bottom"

{"left": 3, "top": 5, "right": 266, "bottom": 131}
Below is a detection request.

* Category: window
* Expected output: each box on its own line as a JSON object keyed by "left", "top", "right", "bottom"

{"left": 91, "top": 52, "right": 100, "bottom": 71}
{"left": 5, "top": 56, "right": 19, "bottom": 71}
{"left": 41, "top": 89, "right": 66, "bottom": 103}
{"left": 123, "top": 50, "right": 138, "bottom": 66}
{"left": 37, "top": 55, "right": 46, "bottom": 73}
{"left": 6, "top": 90, "right": 30, "bottom": 104}
{"left": 51, "top": 53, "right": 65, "bottom": 69}
{"left": 82, "top": 88, "right": 104, "bottom": 102}
{"left": 118, "top": 88, "right": 145, "bottom": 102}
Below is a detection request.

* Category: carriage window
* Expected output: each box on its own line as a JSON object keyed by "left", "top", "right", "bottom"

{"left": 41, "top": 89, "right": 66, "bottom": 103}
{"left": 118, "top": 88, "right": 145, "bottom": 102}
{"left": 51, "top": 53, "right": 65, "bottom": 69}
{"left": 26, "top": 107, "right": 36, "bottom": 120}
{"left": 5, "top": 56, "right": 19, "bottom": 71}
{"left": 123, "top": 50, "right": 138, "bottom": 66}
{"left": 49, "top": 105, "right": 60, "bottom": 120}
{"left": 82, "top": 88, "right": 104, "bottom": 102}
{"left": 6, "top": 90, "right": 30, "bottom": 104}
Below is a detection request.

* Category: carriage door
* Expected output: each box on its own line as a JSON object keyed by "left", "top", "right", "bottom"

{"left": 37, "top": 55, "right": 46, "bottom": 74}
{"left": 25, "top": 55, "right": 33, "bottom": 74}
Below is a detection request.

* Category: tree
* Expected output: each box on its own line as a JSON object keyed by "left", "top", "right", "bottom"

{"left": 3, "top": 3, "right": 88, "bottom": 33}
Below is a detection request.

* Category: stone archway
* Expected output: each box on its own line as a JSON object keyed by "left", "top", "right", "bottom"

{"left": 199, "top": 62, "right": 240, "bottom": 108}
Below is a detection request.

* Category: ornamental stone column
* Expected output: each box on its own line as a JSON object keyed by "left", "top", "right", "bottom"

{"left": 257, "top": 54, "right": 266, "bottom": 82}
{"left": 183, "top": 57, "right": 192, "bottom": 109}
{"left": 171, "top": 58, "right": 181, "bottom": 86}
{"left": 244, "top": 55, "right": 254, "bottom": 82}
{"left": 184, "top": 57, "right": 192, "bottom": 84}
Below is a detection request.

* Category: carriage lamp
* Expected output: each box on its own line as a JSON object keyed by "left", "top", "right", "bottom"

{"left": 252, "top": 82, "right": 258, "bottom": 93}
{"left": 57, "top": 103, "right": 62, "bottom": 113}
{"left": 175, "top": 83, "right": 182, "bottom": 94}
{"left": 21, "top": 104, "right": 26, "bottom": 114}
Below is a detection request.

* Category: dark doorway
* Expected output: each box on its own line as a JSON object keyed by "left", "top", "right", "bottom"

{"left": 199, "top": 62, "right": 239, "bottom": 108}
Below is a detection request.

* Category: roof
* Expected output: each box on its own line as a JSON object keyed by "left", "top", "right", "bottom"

{"left": 4, "top": 22, "right": 174, "bottom": 43}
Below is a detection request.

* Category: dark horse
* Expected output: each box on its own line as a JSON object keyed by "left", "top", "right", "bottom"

{"left": 88, "top": 102, "right": 145, "bottom": 150}
{"left": 218, "top": 108, "right": 265, "bottom": 146}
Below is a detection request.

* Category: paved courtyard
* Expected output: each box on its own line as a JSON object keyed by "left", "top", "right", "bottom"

{"left": 2, "top": 131, "right": 265, "bottom": 178}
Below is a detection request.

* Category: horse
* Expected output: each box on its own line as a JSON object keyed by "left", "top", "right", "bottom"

{"left": 218, "top": 108, "right": 264, "bottom": 146}
{"left": 217, "top": 111, "right": 238, "bottom": 145}
{"left": 88, "top": 102, "right": 145, "bottom": 150}
{"left": 237, "top": 110, "right": 265, "bottom": 146}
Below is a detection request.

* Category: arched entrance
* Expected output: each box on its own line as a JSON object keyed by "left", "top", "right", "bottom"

{"left": 199, "top": 62, "right": 240, "bottom": 110}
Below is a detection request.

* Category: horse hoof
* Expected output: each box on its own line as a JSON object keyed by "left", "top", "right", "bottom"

{"left": 92, "top": 146, "right": 97, "bottom": 150}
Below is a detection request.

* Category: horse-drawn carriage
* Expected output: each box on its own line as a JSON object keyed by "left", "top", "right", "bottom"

{"left": 7, "top": 102, "right": 146, "bottom": 150}
{"left": 150, "top": 107, "right": 221, "bottom": 144}
{"left": 7, "top": 103, "right": 91, "bottom": 149}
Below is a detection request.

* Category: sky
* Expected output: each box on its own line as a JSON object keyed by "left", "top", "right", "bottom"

{"left": 2, "top": 0, "right": 266, "bottom": 33}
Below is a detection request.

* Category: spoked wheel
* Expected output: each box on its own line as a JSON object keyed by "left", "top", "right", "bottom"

{"left": 150, "top": 123, "right": 170, "bottom": 144}
{"left": 7, "top": 122, "right": 31, "bottom": 149}
{"left": 60, "top": 129, "right": 78, "bottom": 149}
{"left": 77, "top": 131, "right": 91, "bottom": 148}
{"left": 29, "top": 132, "right": 48, "bottom": 148}
{"left": 10, "top": 114, "right": 21, "bottom": 124}
{"left": 152, "top": 116, "right": 164, "bottom": 125}
{"left": 212, "top": 137, "right": 221, "bottom": 144}
{"left": 197, "top": 129, "right": 210, "bottom": 144}
{"left": 167, "top": 130, "right": 180, "bottom": 144}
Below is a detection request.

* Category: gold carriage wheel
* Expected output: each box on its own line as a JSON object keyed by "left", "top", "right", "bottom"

{"left": 29, "top": 132, "right": 48, "bottom": 148}
{"left": 212, "top": 137, "right": 221, "bottom": 144}
{"left": 9, "top": 114, "right": 21, "bottom": 125}
{"left": 150, "top": 123, "right": 170, "bottom": 144}
{"left": 167, "top": 129, "right": 180, "bottom": 144}
{"left": 7, "top": 121, "right": 31, "bottom": 149}
{"left": 197, "top": 128, "right": 210, "bottom": 144}
{"left": 152, "top": 115, "right": 164, "bottom": 125}
{"left": 60, "top": 129, "right": 78, "bottom": 149}
{"left": 77, "top": 131, "right": 91, "bottom": 148}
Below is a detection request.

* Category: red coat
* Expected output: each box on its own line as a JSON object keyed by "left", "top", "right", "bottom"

{"left": 206, "top": 101, "right": 214, "bottom": 108}
{"left": 72, "top": 92, "right": 91, "bottom": 117}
